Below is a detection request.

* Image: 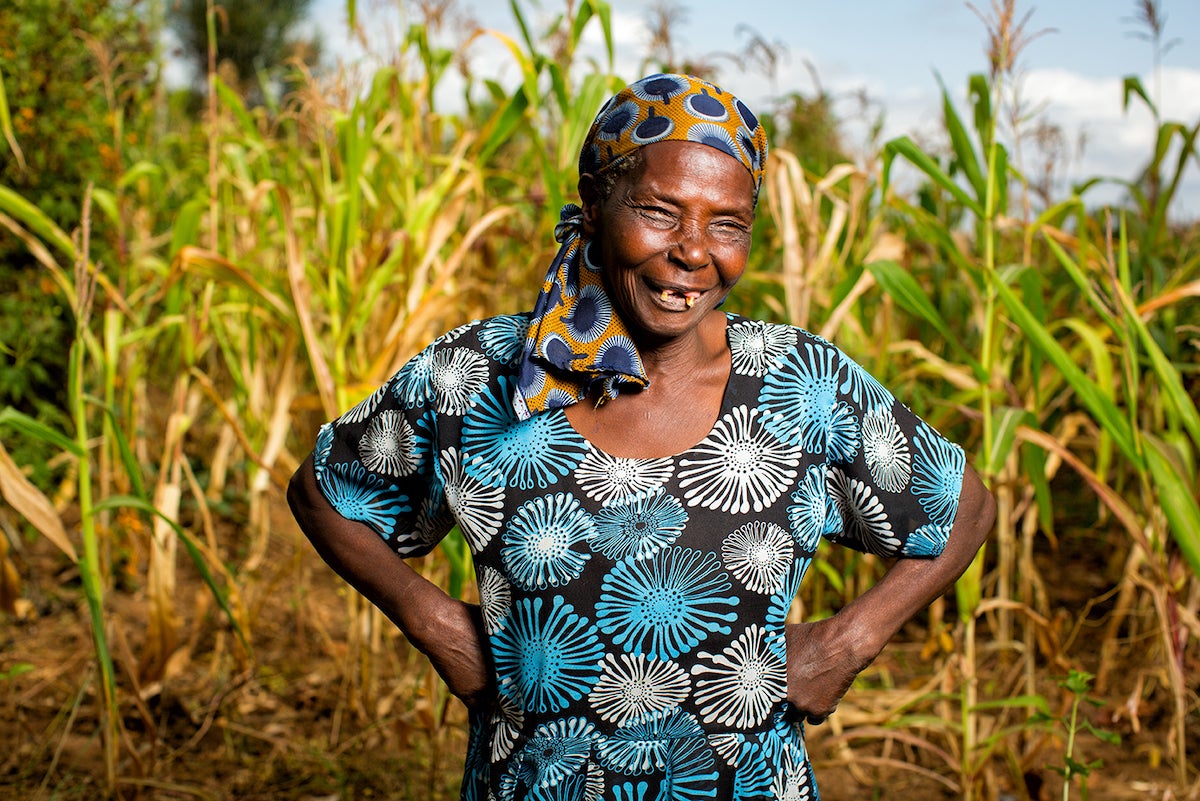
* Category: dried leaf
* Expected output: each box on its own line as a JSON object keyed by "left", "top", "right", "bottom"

{"left": 0, "top": 442, "right": 77, "bottom": 562}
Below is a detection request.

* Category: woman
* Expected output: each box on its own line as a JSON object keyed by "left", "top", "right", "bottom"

{"left": 289, "top": 73, "right": 995, "bottom": 800}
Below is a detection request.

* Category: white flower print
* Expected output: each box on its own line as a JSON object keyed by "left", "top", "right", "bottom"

{"left": 862, "top": 407, "right": 912, "bottom": 493}
{"left": 722, "top": 522, "right": 795, "bottom": 595}
{"left": 691, "top": 624, "right": 787, "bottom": 729}
{"left": 772, "top": 749, "right": 815, "bottom": 801}
{"left": 489, "top": 691, "right": 523, "bottom": 761}
{"left": 678, "top": 405, "right": 799, "bottom": 514}
{"left": 728, "top": 319, "right": 796, "bottom": 377}
{"left": 439, "top": 447, "right": 504, "bottom": 552}
{"left": 827, "top": 467, "right": 900, "bottom": 555}
{"left": 358, "top": 410, "right": 418, "bottom": 477}
{"left": 709, "top": 733, "right": 743, "bottom": 766}
{"left": 586, "top": 653, "right": 691, "bottom": 727}
{"left": 338, "top": 384, "right": 388, "bottom": 424}
{"left": 573, "top": 449, "right": 675, "bottom": 505}
{"left": 431, "top": 347, "right": 490, "bottom": 415}
{"left": 477, "top": 565, "right": 511, "bottom": 636}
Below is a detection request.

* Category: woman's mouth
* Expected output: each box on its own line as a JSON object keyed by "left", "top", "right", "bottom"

{"left": 657, "top": 288, "right": 703, "bottom": 309}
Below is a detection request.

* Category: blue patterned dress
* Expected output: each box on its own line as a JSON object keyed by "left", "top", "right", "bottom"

{"left": 313, "top": 313, "right": 966, "bottom": 801}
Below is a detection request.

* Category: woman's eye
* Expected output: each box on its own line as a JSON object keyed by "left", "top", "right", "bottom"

{"left": 638, "top": 206, "right": 675, "bottom": 224}
{"left": 712, "top": 220, "right": 750, "bottom": 239}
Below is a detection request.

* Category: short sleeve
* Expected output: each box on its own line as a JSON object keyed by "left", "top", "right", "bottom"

{"left": 312, "top": 340, "right": 453, "bottom": 557}
{"left": 822, "top": 342, "right": 966, "bottom": 558}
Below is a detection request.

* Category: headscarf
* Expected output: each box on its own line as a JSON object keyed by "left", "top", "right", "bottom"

{"left": 513, "top": 73, "right": 769, "bottom": 421}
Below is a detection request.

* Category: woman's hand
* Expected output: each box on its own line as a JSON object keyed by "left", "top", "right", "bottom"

{"left": 785, "top": 464, "right": 996, "bottom": 725}
{"left": 785, "top": 618, "right": 874, "bottom": 724}
{"left": 288, "top": 453, "right": 494, "bottom": 711}
{"left": 405, "top": 584, "right": 495, "bottom": 711}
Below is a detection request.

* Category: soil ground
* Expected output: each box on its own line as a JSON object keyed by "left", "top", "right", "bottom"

{"left": 1, "top": 498, "right": 1196, "bottom": 801}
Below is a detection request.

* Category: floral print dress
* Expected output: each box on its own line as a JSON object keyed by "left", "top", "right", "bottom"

{"left": 313, "top": 312, "right": 966, "bottom": 801}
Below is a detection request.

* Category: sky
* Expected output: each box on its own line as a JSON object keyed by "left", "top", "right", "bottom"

{"left": 304, "top": 0, "right": 1200, "bottom": 217}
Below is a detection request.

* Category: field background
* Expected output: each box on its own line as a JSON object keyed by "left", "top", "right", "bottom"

{"left": 1, "top": 1, "right": 1198, "bottom": 799}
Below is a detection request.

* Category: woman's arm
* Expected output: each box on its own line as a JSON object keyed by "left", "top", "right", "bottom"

{"left": 786, "top": 463, "right": 995, "bottom": 722}
{"left": 287, "top": 452, "right": 493, "bottom": 708}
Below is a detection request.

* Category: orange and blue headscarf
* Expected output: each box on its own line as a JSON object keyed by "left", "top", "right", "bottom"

{"left": 513, "top": 73, "right": 769, "bottom": 420}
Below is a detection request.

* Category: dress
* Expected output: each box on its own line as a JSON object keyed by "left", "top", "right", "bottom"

{"left": 313, "top": 312, "right": 966, "bottom": 801}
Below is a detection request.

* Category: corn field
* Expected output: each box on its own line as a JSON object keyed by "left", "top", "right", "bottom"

{"left": 1, "top": 1, "right": 1198, "bottom": 799}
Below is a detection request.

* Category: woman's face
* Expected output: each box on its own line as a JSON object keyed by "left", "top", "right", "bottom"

{"left": 581, "top": 140, "right": 756, "bottom": 347}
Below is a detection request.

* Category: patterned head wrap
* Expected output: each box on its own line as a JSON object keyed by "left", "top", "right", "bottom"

{"left": 513, "top": 73, "right": 769, "bottom": 421}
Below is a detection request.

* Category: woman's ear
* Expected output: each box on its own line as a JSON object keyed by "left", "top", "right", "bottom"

{"left": 578, "top": 173, "right": 600, "bottom": 236}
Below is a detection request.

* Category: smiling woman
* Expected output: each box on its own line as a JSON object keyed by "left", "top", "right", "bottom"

{"left": 288, "top": 73, "right": 995, "bottom": 801}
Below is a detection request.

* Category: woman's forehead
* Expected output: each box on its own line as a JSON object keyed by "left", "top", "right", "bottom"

{"left": 608, "top": 141, "right": 757, "bottom": 212}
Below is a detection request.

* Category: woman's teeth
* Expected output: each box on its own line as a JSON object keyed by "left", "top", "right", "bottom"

{"left": 659, "top": 289, "right": 700, "bottom": 307}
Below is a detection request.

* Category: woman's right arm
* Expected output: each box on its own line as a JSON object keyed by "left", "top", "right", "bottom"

{"left": 287, "top": 452, "right": 493, "bottom": 709}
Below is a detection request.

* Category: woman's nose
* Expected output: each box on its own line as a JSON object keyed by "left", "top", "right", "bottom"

{"left": 670, "top": 224, "right": 710, "bottom": 270}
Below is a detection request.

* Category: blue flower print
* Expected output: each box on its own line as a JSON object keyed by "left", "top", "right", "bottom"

{"left": 731, "top": 739, "right": 774, "bottom": 800}
{"left": 517, "top": 717, "right": 597, "bottom": 791}
{"left": 461, "top": 710, "right": 490, "bottom": 801}
{"left": 786, "top": 465, "right": 828, "bottom": 553}
{"left": 492, "top": 595, "right": 604, "bottom": 715}
{"left": 592, "top": 489, "right": 688, "bottom": 561}
{"left": 502, "top": 493, "right": 595, "bottom": 591}
{"left": 391, "top": 342, "right": 437, "bottom": 409}
{"left": 612, "top": 782, "right": 656, "bottom": 801}
{"left": 660, "top": 731, "right": 720, "bottom": 801}
{"left": 759, "top": 340, "right": 840, "bottom": 454}
{"left": 313, "top": 422, "right": 334, "bottom": 482}
{"left": 463, "top": 377, "right": 588, "bottom": 490}
{"left": 766, "top": 556, "right": 809, "bottom": 632}
{"left": 596, "top": 546, "right": 739, "bottom": 661}
{"left": 597, "top": 708, "right": 706, "bottom": 775}
{"left": 839, "top": 355, "right": 895, "bottom": 410}
{"left": 911, "top": 421, "right": 966, "bottom": 528}
{"left": 826, "top": 400, "right": 861, "bottom": 464}
{"left": 319, "top": 460, "right": 410, "bottom": 539}
{"left": 904, "top": 523, "right": 951, "bottom": 557}
{"left": 479, "top": 314, "right": 530, "bottom": 366}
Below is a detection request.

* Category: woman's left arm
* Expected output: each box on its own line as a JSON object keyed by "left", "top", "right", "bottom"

{"left": 785, "top": 463, "right": 995, "bottom": 722}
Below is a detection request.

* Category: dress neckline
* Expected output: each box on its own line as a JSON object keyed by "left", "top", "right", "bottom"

{"left": 558, "top": 314, "right": 738, "bottom": 461}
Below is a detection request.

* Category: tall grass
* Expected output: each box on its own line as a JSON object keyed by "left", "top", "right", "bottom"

{"left": 0, "top": 0, "right": 1197, "bottom": 797}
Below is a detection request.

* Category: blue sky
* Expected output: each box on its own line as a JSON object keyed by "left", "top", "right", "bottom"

{"left": 307, "top": 0, "right": 1200, "bottom": 215}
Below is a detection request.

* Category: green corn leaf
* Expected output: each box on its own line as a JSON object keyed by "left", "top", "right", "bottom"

{"left": 93, "top": 495, "right": 249, "bottom": 649}
{"left": 993, "top": 142, "right": 1009, "bottom": 217}
{"left": 85, "top": 396, "right": 146, "bottom": 500}
{"left": 985, "top": 406, "right": 1030, "bottom": 478}
{"left": 883, "top": 136, "right": 983, "bottom": 218}
{"left": 0, "top": 184, "right": 75, "bottom": 257}
{"left": 1022, "top": 442, "right": 1054, "bottom": 537}
{"left": 1122, "top": 75, "right": 1155, "bottom": 116}
{"left": 0, "top": 407, "right": 86, "bottom": 457}
{"left": 970, "top": 695, "right": 1051, "bottom": 714}
{"left": 0, "top": 64, "right": 25, "bottom": 170}
{"left": 936, "top": 74, "right": 985, "bottom": 203}
{"left": 865, "top": 259, "right": 984, "bottom": 379}
{"left": 1143, "top": 433, "right": 1200, "bottom": 578}
{"left": 992, "top": 272, "right": 1140, "bottom": 465}
{"left": 969, "top": 73, "right": 993, "bottom": 150}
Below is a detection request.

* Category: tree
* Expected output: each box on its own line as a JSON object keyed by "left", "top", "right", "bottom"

{"left": 169, "top": 0, "right": 320, "bottom": 103}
